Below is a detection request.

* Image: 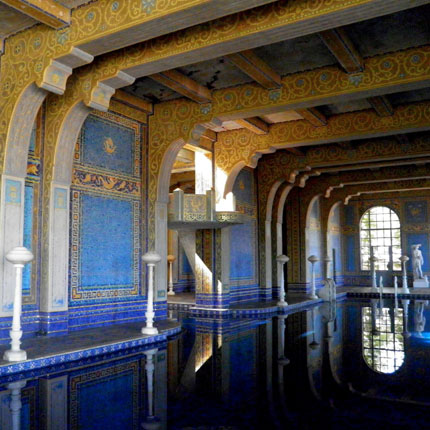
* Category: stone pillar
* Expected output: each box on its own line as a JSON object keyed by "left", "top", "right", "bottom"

{"left": 216, "top": 227, "right": 231, "bottom": 309}
{"left": 264, "top": 219, "right": 272, "bottom": 293}
{"left": 276, "top": 221, "right": 283, "bottom": 294}
{"left": 0, "top": 176, "right": 25, "bottom": 317}
{"left": 155, "top": 201, "right": 168, "bottom": 313}
{"left": 40, "top": 183, "right": 70, "bottom": 335}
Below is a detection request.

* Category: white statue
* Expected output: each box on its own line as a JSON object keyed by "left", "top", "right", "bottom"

{"left": 412, "top": 244, "right": 424, "bottom": 280}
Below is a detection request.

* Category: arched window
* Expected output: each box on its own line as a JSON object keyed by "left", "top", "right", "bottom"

{"left": 360, "top": 206, "right": 401, "bottom": 271}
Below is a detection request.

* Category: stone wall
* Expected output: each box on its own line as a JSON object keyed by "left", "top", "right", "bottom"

{"left": 229, "top": 168, "right": 259, "bottom": 303}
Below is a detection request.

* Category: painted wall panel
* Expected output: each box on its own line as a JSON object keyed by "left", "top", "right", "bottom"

{"left": 80, "top": 194, "right": 134, "bottom": 287}
{"left": 79, "top": 115, "right": 136, "bottom": 176}
{"left": 345, "top": 235, "right": 356, "bottom": 273}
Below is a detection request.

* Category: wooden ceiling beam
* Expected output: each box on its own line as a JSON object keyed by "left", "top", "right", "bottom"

{"left": 112, "top": 90, "right": 153, "bottom": 114}
{"left": 201, "top": 129, "right": 217, "bottom": 142}
{"left": 235, "top": 117, "right": 269, "bottom": 135}
{"left": 285, "top": 147, "right": 304, "bottom": 156}
{"left": 226, "top": 49, "right": 281, "bottom": 90}
{"left": 295, "top": 107, "right": 327, "bottom": 127}
{"left": 150, "top": 69, "right": 212, "bottom": 104}
{"left": 319, "top": 28, "right": 364, "bottom": 74}
{"left": 1, "top": 0, "right": 70, "bottom": 28}
{"left": 367, "top": 96, "right": 394, "bottom": 117}
{"left": 320, "top": 28, "right": 398, "bottom": 119}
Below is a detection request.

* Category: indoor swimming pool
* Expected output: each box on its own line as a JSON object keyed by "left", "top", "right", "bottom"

{"left": 0, "top": 298, "right": 429, "bottom": 429}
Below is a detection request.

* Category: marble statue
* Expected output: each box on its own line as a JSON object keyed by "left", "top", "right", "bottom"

{"left": 412, "top": 244, "right": 424, "bottom": 280}
{"left": 412, "top": 244, "right": 429, "bottom": 288}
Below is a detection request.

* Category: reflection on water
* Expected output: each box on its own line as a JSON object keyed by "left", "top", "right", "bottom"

{"left": 362, "top": 304, "right": 405, "bottom": 374}
{"left": 1, "top": 299, "right": 430, "bottom": 429}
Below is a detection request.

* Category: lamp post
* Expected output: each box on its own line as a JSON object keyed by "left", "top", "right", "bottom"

{"left": 142, "top": 252, "right": 161, "bottom": 335}
{"left": 276, "top": 255, "right": 289, "bottom": 307}
{"left": 167, "top": 254, "right": 175, "bottom": 296}
{"left": 369, "top": 255, "right": 379, "bottom": 293}
{"left": 3, "top": 247, "right": 33, "bottom": 362}
{"left": 308, "top": 255, "right": 319, "bottom": 300}
{"left": 400, "top": 255, "right": 410, "bottom": 293}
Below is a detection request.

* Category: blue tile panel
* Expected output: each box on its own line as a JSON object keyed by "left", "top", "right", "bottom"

{"left": 405, "top": 201, "right": 427, "bottom": 224}
{"left": 230, "top": 222, "right": 256, "bottom": 281}
{"left": 23, "top": 185, "right": 34, "bottom": 293}
{"left": 81, "top": 194, "right": 134, "bottom": 288}
{"left": 230, "top": 167, "right": 258, "bottom": 303}
{"left": 345, "top": 235, "right": 356, "bottom": 272}
{"left": 70, "top": 111, "right": 143, "bottom": 316}
{"left": 5, "top": 179, "right": 21, "bottom": 204}
{"left": 80, "top": 114, "right": 137, "bottom": 176}
{"left": 344, "top": 205, "right": 355, "bottom": 226}
{"left": 233, "top": 167, "right": 256, "bottom": 206}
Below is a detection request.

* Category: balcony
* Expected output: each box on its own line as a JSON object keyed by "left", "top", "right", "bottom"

{"left": 168, "top": 188, "right": 243, "bottom": 230}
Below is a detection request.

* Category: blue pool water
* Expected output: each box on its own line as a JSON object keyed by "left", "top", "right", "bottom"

{"left": 1, "top": 299, "right": 430, "bottom": 429}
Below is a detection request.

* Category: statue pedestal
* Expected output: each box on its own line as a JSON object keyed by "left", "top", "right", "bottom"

{"left": 413, "top": 277, "right": 429, "bottom": 288}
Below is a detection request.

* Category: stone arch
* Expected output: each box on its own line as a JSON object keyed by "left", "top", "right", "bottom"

{"left": 263, "top": 179, "right": 285, "bottom": 292}
{"left": 4, "top": 83, "right": 47, "bottom": 177}
{"left": 0, "top": 83, "right": 47, "bottom": 317}
{"left": 41, "top": 100, "right": 92, "bottom": 314}
{"left": 53, "top": 101, "right": 92, "bottom": 185}
{"left": 155, "top": 138, "right": 188, "bottom": 296}
{"left": 275, "top": 184, "right": 294, "bottom": 288}
{"left": 305, "top": 194, "right": 323, "bottom": 284}
{"left": 222, "top": 161, "right": 246, "bottom": 201}
{"left": 156, "top": 138, "right": 187, "bottom": 204}
{"left": 325, "top": 201, "right": 343, "bottom": 280}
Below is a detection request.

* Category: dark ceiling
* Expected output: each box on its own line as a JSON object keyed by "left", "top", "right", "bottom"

{"left": 122, "top": 4, "right": 430, "bottom": 116}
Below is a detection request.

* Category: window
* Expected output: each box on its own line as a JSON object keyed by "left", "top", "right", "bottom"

{"left": 360, "top": 206, "right": 401, "bottom": 271}
{"left": 362, "top": 306, "right": 404, "bottom": 374}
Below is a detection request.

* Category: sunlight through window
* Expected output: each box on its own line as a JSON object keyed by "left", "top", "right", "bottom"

{"left": 360, "top": 206, "right": 401, "bottom": 271}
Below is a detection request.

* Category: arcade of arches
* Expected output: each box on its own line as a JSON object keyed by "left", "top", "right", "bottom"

{"left": 1, "top": 0, "right": 430, "bottom": 339}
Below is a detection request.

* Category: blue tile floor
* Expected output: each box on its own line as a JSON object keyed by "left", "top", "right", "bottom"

{"left": 0, "top": 319, "right": 180, "bottom": 376}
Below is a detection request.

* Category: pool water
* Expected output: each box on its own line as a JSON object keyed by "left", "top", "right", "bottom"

{"left": 1, "top": 298, "right": 430, "bottom": 429}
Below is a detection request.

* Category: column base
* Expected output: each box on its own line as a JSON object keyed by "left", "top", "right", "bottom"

{"left": 141, "top": 326, "right": 158, "bottom": 335}
{"left": 3, "top": 349, "right": 27, "bottom": 362}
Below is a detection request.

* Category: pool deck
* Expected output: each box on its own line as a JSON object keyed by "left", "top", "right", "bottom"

{"left": 0, "top": 319, "right": 181, "bottom": 376}
{"left": 167, "top": 291, "right": 349, "bottom": 317}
